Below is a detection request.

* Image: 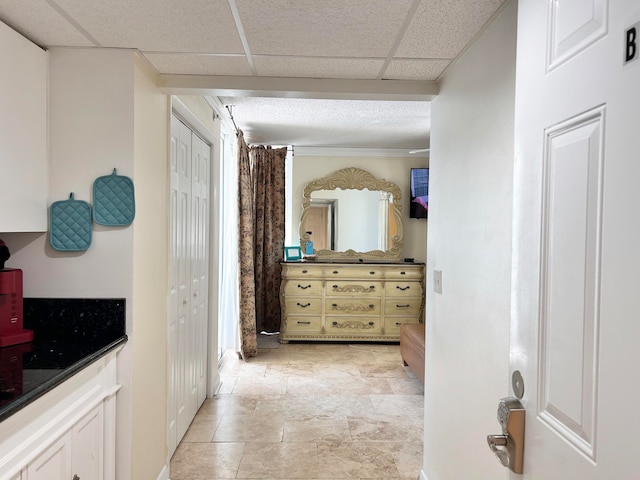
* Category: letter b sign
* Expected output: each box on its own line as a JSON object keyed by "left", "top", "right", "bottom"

{"left": 625, "top": 23, "right": 639, "bottom": 64}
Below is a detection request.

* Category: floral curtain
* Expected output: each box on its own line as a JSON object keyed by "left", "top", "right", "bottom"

{"left": 251, "top": 145, "right": 287, "bottom": 333}
{"left": 237, "top": 131, "right": 257, "bottom": 359}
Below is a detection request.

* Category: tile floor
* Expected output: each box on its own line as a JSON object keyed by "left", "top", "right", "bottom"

{"left": 170, "top": 341, "right": 424, "bottom": 479}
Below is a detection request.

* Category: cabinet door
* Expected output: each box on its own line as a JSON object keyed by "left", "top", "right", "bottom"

{"left": 26, "top": 434, "right": 71, "bottom": 480}
{"left": 0, "top": 22, "right": 48, "bottom": 232}
{"left": 71, "top": 404, "right": 104, "bottom": 480}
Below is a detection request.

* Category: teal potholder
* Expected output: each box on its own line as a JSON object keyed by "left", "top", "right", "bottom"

{"left": 49, "top": 193, "right": 92, "bottom": 251}
{"left": 93, "top": 168, "right": 135, "bottom": 226}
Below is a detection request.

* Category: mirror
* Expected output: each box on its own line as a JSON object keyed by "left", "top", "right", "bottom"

{"left": 299, "top": 167, "right": 403, "bottom": 261}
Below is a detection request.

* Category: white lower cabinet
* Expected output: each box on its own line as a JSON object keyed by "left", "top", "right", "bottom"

{"left": 71, "top": 405, "right": 104, "bottom": 480}
{"left": 0, "top": 348, "right": 120, "bottom": 480}
{"left": 27, "top": 434, "right": 70, "bottom": 480}
{"left": 27, "top": 404, "right": 103, "bottom": 480}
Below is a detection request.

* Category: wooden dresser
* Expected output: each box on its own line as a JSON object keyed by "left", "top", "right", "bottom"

{"left": 279, "top": 262, "right": 425, "bottom": 343}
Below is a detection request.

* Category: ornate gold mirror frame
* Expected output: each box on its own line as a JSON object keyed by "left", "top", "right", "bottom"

{"left": 299, "top": 167, "right": 403, "bottom": 261}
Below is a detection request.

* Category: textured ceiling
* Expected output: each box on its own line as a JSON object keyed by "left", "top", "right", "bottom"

{"left": 0, "top": 0, "right": 506, "bottom": 151}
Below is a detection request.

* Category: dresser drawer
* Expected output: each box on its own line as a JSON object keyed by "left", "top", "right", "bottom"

{"left": 326, "top": 298, "right": 381, "bottom": 315}
{"left": 285, "top": 298, "right": 322, "bottom": 315}
{"left": 326, "top": 316, "right": 382, "bottom": 334}
{"left": 285, "top": 316, "right": 323, "bottom": 333}
{"left": 325, "top": 266, "right": 383, "bottom": 278}
{"left": 284, "top": 280, "right": 323, "bottom": 296}
{"left": 384, "top": 267, "right": 424, "bottom": 280}
{"left": 384, "top": 317, "right": 420, "bottom": 336}
{"left": 384, "top": 298, "right": 422, "bottom": 316}
{"left": 326, "top": 281, "right": 382, "bottom": 297}
{"left": 385, "top": 281, "right": 423, "bottom": 297}
{"left": 282, "top": 265, "right": 324, "bottom": 278}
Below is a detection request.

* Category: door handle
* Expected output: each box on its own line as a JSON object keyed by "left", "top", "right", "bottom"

{"left": 487, "top": 397, "right": 525, "bottom": 474}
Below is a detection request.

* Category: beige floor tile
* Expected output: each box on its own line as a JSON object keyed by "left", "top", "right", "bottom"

{"left": 254, "top": 394, "right": 319, "bottom": 417}
{"left": 317, "top": 440, "right": 401, "bottom": 478}
{"left": 170, "top": 442, "right": 244, "bottom": 479}
{"left": 314, "top": 395, "right": 376, "bottom": 417}
{"left": 369, "top": 395, "right": 424, "bottom": 418}
{"left": 265, "top": 363, "right": 315, "bottom": 378}
{"left": 313, "top": 363, "right": 362, "bottom": 378}
{"left": 174, "top": 342, "right": 424, "bottom": 479}
{"left": 335, "top": 377, "right": 395, "bottom": 395}
{"left": 198, "top": 394, "right": 258, "bottom": 416}
{"left": 213, "top": 414, "right": 285, "bottom": 442}
{"left": 348, "top": 415, "right": 423, "bottom": 443}
{"left": 386, "top": 377, "right": 424, "bottom": 395}
{"left": 284, "top": 416, "right": 351, "bottom": 443}
{"left": 358, "top": 365, "right": 411, "bottom": 378}
{"left": 182, "top": 414, "right": 220, "bottom": 443}
{"left": 232, "top": 375, "right": 288, "bottom": 394}
{"left": 236, "top": 442, "right": 320, "bottom": 478}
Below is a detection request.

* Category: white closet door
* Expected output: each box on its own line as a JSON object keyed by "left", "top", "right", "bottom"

{"left": 168, "top": 117, "right": 180, "bottom": 455}
{"left": 168, "top": 114, "right": 211, "bottom": 457}
{"left": 192, "top": 133, "right": 210, "bottom": 407}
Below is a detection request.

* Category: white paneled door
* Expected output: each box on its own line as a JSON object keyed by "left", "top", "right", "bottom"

{"left": 168, "top": 114, "right": 210, "bottom": 457}
{"left": 511, "top": 0, "right": 639, "bottom": 477}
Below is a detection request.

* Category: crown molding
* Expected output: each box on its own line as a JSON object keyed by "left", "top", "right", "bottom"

{"left": 293, "top": 146, "right": 429, "bottom": 158}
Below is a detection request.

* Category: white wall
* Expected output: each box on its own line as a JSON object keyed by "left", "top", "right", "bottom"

{"left": 131, "top": 54, "right": 169, "bottom": 480}
{"left": 1, "top": 47, "right": 174, "bottom": 480}
{"left": 424, "top": 1, "right": 517, "bottom": 479}
{"left": 292, "top": 155, "right": 428, "bottom": 262}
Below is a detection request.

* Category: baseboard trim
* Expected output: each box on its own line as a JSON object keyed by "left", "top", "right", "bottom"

{"left": 156, "top": 464, "right": 170, "bottom": 480}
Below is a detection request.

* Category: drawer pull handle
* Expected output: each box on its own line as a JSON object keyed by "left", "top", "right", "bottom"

{"left": 396, "top": 322, "right": 402, "bottom": 326}
{"left": 331, "top": 303, "right": 338, "bottom": 307}
{"left": 397, "top": 304, "right": 411, "bottom": 308}
{"left": 297, "top": 321, "right": 311, "bottom": 325}
{"left": 369, "top": 304, "right": 374, "bottom": 308}
{"left": 297, "top": 302, "right": 311, "bottom": 308}
{"left": 333, "top": 270, "right": 339, "bottom": 274}
{"left": 302, "top": 269, "right": 308, "bottom": 273}
{"left": 401, "top": 271, "right": 406, "bottom": 275}
{"left": 298, "top": 284, "right": 312, "bottom": 289}
{"left": 369, "top": 321, "right": 374, "bottom": 326}
{"left": 370, "top": 271, "right": 375, "bottom": 275}
{"left": 397, "top": 285, "right": 410, "bottom": 291}
{"left": 73, "top": 475, "right": 80, "bottom": 480}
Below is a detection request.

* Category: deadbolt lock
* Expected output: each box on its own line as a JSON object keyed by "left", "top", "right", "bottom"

{"left": 487, "top": 397, "right": 525, "bottom": 474}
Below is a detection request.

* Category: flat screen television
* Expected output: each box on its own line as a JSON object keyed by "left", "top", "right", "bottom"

{"left": 409, "top": 168, "right": 429, "bottom": 219}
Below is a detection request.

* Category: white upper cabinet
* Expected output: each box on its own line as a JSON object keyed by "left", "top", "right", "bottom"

{"left": 0, "top": 21, "right": 48, "bottom": 232}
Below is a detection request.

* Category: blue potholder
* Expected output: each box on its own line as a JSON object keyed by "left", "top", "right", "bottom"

{"left": 49, "top": 193, "right": 92, "bottom": 251}
{"left": 93, "top": 168, "right": 135, "bottom": 226}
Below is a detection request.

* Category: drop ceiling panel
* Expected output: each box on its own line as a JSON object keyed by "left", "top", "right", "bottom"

{"left": 236, "top": 0, "right": 414, "bottom": 57}
{"left": 144, "top": 53, "right": 252, "bottom": 76}
{"left": 219, "top": 97, "right": 429, "bottom": 148}
{"left": 54, "top": 0, "right": 245, "bottom": 53}
{"left": 395, "top": 0, "right": 505, "bottom": 59}
{"left": 384, "top": 58, "right": 451, "bottom": 80}
{"left": 0, "top": 0, "right": 94, "bottom": 47}
{"left": 253, "top": 56, "right": 384, "bottom": 79}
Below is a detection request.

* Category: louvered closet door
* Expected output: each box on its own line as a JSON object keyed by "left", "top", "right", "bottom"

{"left": 169, "top": 114, "right": 211, "bottom": 457}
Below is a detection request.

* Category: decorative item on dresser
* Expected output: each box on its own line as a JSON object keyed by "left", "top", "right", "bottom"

{"left": 279, "top": 262, "right": 424, "bottom": 343}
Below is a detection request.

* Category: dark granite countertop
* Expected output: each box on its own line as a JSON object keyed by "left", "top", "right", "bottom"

{"left": 0, "top": 298, "right": 127, "bottom": 422}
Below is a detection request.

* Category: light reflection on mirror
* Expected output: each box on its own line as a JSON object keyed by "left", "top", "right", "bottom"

{"left": 305, "top": 189, "right": 394, "bottom": 253}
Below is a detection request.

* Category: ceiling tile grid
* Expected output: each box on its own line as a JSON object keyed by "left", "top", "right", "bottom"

{"left": 383, "top": 58, "right": 451, "bottom": 80}
{"left": 0, "top": 0, "right": 94, "bottom": 47}
{"left": 253, "top": 56, "right": 385, "bottom": 79}
{"left": 236, "top": 0, "right": 414, "bottom": 58}
{"left": 395, "top": 0, "right": 506, "bottom": 58}
{"left": 53, "top": 0, "right": 245, "bottom": 53}
{"left": 144, "top": 53, "right": 253, "bottom": 76}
